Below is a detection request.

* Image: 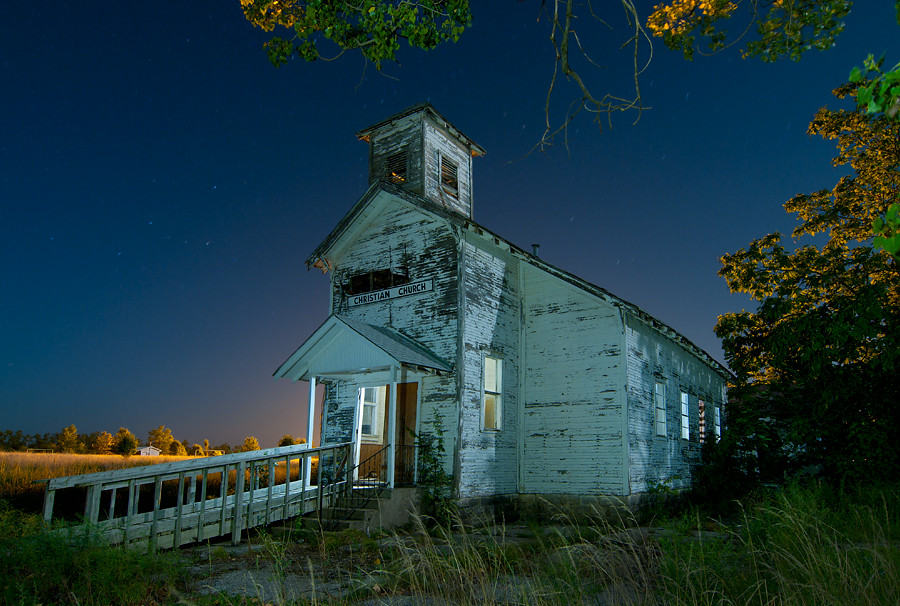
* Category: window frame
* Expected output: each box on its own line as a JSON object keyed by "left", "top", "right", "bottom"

{"left": 482, "top": 354, "right": 502, "bottom": 431}
{"left": 385, "top": 150, "right": 407, "bottom": 183}
{"left": 345, "top": 269, "right": 410, "bottom": 296}
{"left": 698, "top": 399, "right": 706, "bottom": 442}
{"left": 714, "top": 406, "right": 721, "bottom": 441}
{"left": 440, "top": 154, "right": 459, "bottom": 198}
{"left": 680, "top": 391, "right": 690, "bottom": 440}
{"left": 359, "top": 386, "right": 384, "bottom": 438}
{"left": 655, "top": 381, "right": 667, "bottom": 437}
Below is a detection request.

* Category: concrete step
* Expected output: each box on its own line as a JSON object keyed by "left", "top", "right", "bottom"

{"left": 303, "top": 486, "right": 417, "bottom": 535}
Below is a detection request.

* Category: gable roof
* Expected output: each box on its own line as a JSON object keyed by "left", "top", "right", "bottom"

{"left": 274, "top": 314, "right": 452, "bottom": 382}
{"left": 305, "top": 181, "right": 733, "bottom": 381}
{"left": 356, "top": 102, "right": 486, "bottom": 157}
{"left": 307, "top": 179, "right": 465, "bottom": 272}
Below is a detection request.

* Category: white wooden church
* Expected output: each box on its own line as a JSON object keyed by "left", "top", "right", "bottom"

{"left": 275, "top": 104, "right": 729, "bottom": 509}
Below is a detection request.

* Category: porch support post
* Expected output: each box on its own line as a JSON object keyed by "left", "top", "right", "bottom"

{"left": 387, "top": 365, "right": 398, "bottom": 488}
{"left": 306, "top": 375, "right": 316, "bottom": 490}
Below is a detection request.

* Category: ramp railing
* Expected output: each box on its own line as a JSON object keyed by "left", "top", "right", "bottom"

{"left": 36, "top": 442, "right": 352, "bottom": 551}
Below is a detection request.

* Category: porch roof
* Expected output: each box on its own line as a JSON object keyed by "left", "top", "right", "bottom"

{"left": 274, "top": 315, "right": 452, "bottom": 382}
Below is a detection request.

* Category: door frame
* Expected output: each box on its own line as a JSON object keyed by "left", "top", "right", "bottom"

{"left": 351, "top": 373, "right": 422, "bottom": 487}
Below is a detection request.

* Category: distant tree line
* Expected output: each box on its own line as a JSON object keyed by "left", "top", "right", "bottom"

{"left": 0, "top": 425, "right": 299, "bottom": 457}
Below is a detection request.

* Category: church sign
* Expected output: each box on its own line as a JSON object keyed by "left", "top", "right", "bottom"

{"left": 349, "top": 278, "right": 434, "bottom": 307}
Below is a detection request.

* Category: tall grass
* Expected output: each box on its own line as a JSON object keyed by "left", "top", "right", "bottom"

{"left": 0, "top": 451, "right": 196, "bottom": 512}
{"left": 658, "top": 482, "right": 900, "bottom": 605}
{"left": 0, "top": 502, "right": 187, "bottom": 605}
{"left": 346, "top": 483, "right": 899, "bottom": 606}
{"left": 357, "top": 508, "right": 659, "bottom": 605}
{"left": 3, "top": 458, "right": 897, "bottom": 606}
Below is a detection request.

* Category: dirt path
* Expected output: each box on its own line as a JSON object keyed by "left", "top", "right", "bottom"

{"left": 177, "top": 523, "right": 679, "bottom": 605}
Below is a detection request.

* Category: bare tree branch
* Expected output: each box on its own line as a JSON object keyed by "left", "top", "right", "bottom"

{"left": 536, "top": 0, "right": 650, "bottom": 152}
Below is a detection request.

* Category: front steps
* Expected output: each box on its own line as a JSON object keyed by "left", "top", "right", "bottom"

{"left": 313, "top": 487, "right": 419, "bottom": 534}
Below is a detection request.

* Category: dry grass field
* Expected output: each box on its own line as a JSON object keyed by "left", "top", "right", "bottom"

{"left": 0, "top": 451, "right": 196, "bottom": 513}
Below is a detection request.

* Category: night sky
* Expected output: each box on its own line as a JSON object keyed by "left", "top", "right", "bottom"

{"left": 3, "top": 3, "right": 898, "bottom": 448}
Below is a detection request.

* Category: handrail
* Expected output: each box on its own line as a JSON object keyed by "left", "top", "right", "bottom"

{"left": 320, "top": 444, "right": 389, "bottom": 530}
{"left": 320, "top": 442, "right": 417, "bottom": 530}
{"left": 36, "top": 442, "right": 353, "bottom": 551}
{"left": 35, "top": 443, "right": 336, "bottom": 489}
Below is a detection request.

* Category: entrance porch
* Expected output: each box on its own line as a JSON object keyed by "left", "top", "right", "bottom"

{"left": 274, "top": 315, "right": 452, "bottom": 490}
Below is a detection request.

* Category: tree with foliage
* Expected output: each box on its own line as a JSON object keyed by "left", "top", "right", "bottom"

{"left": 78, "top": 431, "right": 98, "bottom": 453}
{"left": 277, "top": 434, "right": 299, "bottom": 446}
{"left": 112, "top": 427, "right": 139, "bottom": 457}
{"left": 93, "top": 431, "right": 114, "bottom": 454}
{"left": 0, "top": 430, "right": 27, "bottom": 451}
{"left": 647, "top": 0, "right": 853, "bottom": 62}
{"left": 240, "top": 0, "right": 471, "bottom": 67}
{"left": 147, "top": 425, "right": 175, "bottom": 454}
{"left": 56, "top": 424, "right": 79, "bottom": 453}
{"left": 169, "top": 440, "right": 188, "bottom": 456}
{"left": 240, "top": 436, "right": 261, "bottom": 452}
{"left": 714, "top": 82, "right": 900, "bottom": 483}
{"left": 31, "top": 433, "right": 54, "bottom": 451}
{"left": 241, "top": 1, "right": 889, "bottom": 148}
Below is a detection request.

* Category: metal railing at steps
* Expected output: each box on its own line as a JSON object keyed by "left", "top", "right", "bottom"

{"left": 35, "top": 442, "right": 353, "bottom": 551}
{"left": 319, "top": 443, "right": 417, "bottom": 530}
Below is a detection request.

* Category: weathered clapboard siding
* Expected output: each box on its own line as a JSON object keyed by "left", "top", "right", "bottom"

{"left": 284, "top": 104, "right": 731, "bottom": 509}
{"left": 456, "top": 234, "right": 520, "bottom": 498}
{"left": 361, "top": 105, "right": 481, "bottom": 219}
{"left": 521, "top": 266, "right": 627, "bottom": 495}
{"left": 330, "top": 198, "right": 459, "bottom": 362}
{"left": 369, "top": 116, "right": 424, "bottom": 194}
{"left": 318, "top": 196, "right": 460, "bottom": 451}
{"left": 323, "top": 381, "right": 356, "bottom": 445}
{"left": 422, "top": 121, "right": 473, "bottom": 217}
{"left": 624, "top": 314, "right": 727, "bottom": 493}
{"left": 417, "top": 373, "right": 459, "bottom": 477}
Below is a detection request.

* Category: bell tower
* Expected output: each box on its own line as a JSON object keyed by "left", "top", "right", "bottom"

{"left": 357, "top": 104, "right": 485, "bottom": 218}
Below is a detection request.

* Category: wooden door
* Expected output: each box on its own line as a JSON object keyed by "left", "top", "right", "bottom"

{"left": 395, "top": 383, "right": 418, "bottom": 485}
{"left": 355, "top": 383, "right": 418, "bottom": 485}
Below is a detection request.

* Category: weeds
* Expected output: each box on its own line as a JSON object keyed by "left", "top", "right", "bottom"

{"left": 0, "top": 501, "right": 187, "bottom": 605}
{"left": 2, "top": 480, "right": 898, "bottom": 605}
{"left": 658, "top": 481, "right": 900, "bottom": 606}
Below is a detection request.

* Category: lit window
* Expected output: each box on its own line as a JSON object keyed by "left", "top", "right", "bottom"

{"left": 698, "top": 399, "right": 706, "bottom": 441}
{"left": 681, "top": 391, "right": 690, "bottom": 440}
{"left": 440, "top": 155, "right": 458, "bottom": 198}
{"left": 655, "top": 382, "right": 667, "bottom": 437}
{"left": 386, "top": 151, "right": 407, "bottom": 183}
{"left": 483, "top": 356, "right": 502, "bottom": 431}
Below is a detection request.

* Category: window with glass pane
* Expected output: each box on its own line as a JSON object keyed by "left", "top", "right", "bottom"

{"left": 681, "top": 391, "right": 690, "bottom": 440}
{"left": 655, "top": 381, "right": 667, "bottom": 436}
{"left": 361, "top": 387, "right": 378, "bottom": 436}
{"left": 483, "top": 356, "right": 502, "bottom": 431}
